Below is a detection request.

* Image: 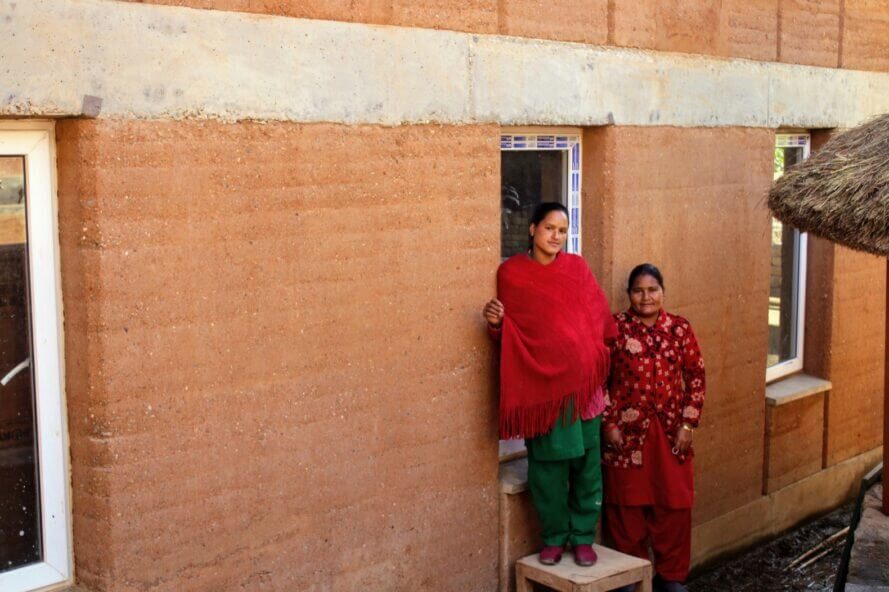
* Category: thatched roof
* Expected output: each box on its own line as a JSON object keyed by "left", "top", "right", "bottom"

{"left": 768, "top": 114, "right": 889, "bottom": 257}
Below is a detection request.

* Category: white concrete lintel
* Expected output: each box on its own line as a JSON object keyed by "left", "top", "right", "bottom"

{"left": 2, "top": 0, "right": 889, "bottom": 128}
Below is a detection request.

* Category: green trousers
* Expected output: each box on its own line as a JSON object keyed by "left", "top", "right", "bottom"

{"left": 527, "top": 415, "right": 603, "bottom": 547}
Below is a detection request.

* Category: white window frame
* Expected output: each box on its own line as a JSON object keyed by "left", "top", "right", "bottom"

{"left": 500, "top": 127, "right": 582, "bottom": 255}
{"left": 766, "top": 133, "right": 810, "bottom": 383}
{"left": 0, "top": 122, "right": 72, "bottom": 592}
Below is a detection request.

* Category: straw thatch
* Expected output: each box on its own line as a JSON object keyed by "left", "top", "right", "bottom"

{"left": 768, "top": 113, "right": 889, "bottom": 257}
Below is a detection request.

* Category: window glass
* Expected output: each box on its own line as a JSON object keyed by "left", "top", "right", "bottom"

{"left": 501, "top": 150, "right": 567, "bottom": 259}
{"left": 768, "top": 146, "right": 805, "bottom": 369}
{"left": 0, "top": 155, "right": 41, "bottom": 573}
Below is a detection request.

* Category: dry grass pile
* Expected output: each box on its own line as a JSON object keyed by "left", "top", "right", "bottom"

{"left": 768, "top": 113, "right": 889, "bottom": 257}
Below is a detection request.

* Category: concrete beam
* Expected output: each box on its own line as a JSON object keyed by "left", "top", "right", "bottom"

{"left": 2, "top": 0, "right": 889, "bottom": 127}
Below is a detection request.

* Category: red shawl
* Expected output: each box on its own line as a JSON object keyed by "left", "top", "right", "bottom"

{"left": 496, "top": 253, "right": 616, "bottom": 439}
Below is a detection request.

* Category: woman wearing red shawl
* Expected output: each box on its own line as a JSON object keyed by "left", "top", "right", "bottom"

{"left": 602, "top": 264, "right": 705, "bottom": 592}
{"left": 483, "top": 202, "right": 616, "bottom": 567}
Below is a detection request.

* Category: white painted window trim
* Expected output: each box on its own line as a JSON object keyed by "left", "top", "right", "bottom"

{"left": 0, "top": 121, "right": 72, "bottom": 592}
{"left": 500, "top": 127, "right": 582, "bottom": 255}
{"left": 766, "top": 133, "right": 811, "bottom": 384}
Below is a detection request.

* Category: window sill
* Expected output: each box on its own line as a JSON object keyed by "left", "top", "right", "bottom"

{"left": 765, "top": 373, "right": 832, "bottom": 406}
{"left": 499, "top": 439, "right": 527, "bottom": 463}
{"left": 499, "top": 457, "right": 529, "bottom": 495}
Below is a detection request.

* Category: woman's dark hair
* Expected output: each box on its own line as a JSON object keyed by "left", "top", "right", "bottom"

{"left": 530, "top": 202, "right": 570, "bottom": 226}
{"left": 627, "top": 263, "right": 664, "bottom": 293}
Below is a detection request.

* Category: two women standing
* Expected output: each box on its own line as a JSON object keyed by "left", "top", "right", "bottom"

{"left": 485, "top": 203, "right": 705, "bottom": 592}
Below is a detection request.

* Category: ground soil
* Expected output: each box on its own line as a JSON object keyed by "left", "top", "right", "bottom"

{"left": 687, "top": 503, "right": 853, "bottom": 591}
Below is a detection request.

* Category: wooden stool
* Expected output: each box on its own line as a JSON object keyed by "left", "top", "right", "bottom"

{"left": 516, "top": 545, "right": 652, "bottom": 592}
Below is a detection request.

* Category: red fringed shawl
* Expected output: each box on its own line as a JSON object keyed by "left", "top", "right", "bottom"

{"left": 497, "top": 253, "right": 617, "bottom": 439}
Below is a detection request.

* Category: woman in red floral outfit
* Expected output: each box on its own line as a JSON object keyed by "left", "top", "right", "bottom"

{"left": 602, "top": 264, "right": 705, "bottom": 592}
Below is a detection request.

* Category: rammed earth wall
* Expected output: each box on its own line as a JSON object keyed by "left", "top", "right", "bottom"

{"left": 118, "top": 0, "right": 889, "bottom": 70}
{"left": 57, "top": 120, "right": 502, "bottom": 591}
{"left": 3, "top": 0, "right": 889, "bottom": 126}
{"left": 580, "top": 126, "right": 777, "bottom": 524}
{"left": 2, "top": 0, "right": 887, "bottom": 589}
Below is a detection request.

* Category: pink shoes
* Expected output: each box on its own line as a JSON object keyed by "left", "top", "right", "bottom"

{"left": 539, "top": 544, "right": 597, "bottom": 566}
{"left": 573, "top": 544, "right": 598, "bottom": 566}
{"left": 538, "top": 545, "right": 564, "bottom": 565}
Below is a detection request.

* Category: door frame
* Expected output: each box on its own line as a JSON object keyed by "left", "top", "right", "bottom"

{"left": 0, "top": 121, "right": 72, "bottom": 592}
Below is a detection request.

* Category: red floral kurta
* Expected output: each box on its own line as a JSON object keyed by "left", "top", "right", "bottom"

{"left": 602, "top": 309, "right": 705, "bottom": 468}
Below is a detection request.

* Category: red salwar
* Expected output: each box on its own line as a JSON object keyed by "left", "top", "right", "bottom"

{"left": 603, "top": 420, "right": 693, "bottom": 581}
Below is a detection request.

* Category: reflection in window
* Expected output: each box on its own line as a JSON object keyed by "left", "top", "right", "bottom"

{"left": 501, "top": 150, "right": 566, "bottom": 259}
{"left": 768, "top": 137, "right": 809, "bottom": 375}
